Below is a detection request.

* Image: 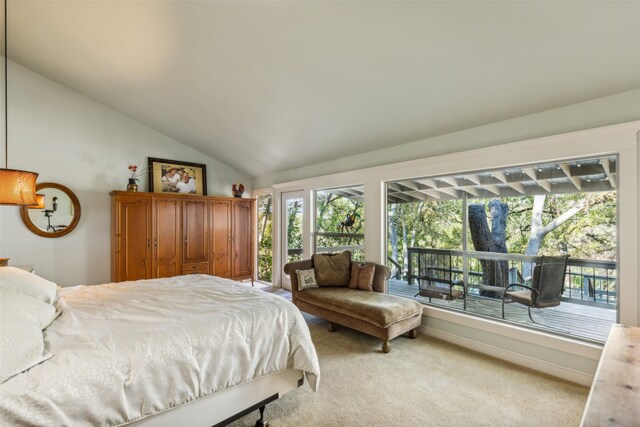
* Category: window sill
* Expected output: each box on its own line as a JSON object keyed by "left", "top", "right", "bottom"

{"left": 421, "top": 304, "right": 603, "bottom": 361}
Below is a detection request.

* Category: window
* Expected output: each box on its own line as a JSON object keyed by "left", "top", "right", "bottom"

{"left": 315, "top": 186, "right": 365, "bottom": 260}
{"left": 386, "top": 156, "right": 617, "bottom": 342}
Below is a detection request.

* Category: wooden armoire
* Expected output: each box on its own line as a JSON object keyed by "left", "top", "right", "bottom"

{"left": 110, "top": 191, "right": 255, "bottom": 283}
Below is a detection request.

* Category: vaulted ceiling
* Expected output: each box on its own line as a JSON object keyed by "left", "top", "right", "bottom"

{"left": 6, "top": 1, "right": 640, "bottom": 177}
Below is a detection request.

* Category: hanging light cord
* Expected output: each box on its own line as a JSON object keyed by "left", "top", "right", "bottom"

{"left": 4, "top": 0, "right": 8, "bottom": 170}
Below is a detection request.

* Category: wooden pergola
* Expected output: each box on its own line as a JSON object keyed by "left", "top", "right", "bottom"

{"left": 387, "top": 156, "right": 617, "bottom": 203}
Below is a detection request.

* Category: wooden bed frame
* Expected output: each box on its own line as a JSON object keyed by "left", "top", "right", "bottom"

{"left": 125, "top": 369, "right": 304, "bottom": 427}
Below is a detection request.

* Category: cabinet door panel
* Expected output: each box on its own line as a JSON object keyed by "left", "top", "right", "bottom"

{"left": 183, "top": 199, "right": 208, "bottom": 264}
{"left": 153, "top": 197, "right": 181, "bottom": 278}
{"left": 115, "top": 195, "right": 152, "bottom": 282}
{"left": 232, "top": 200, "right": 254, "bottom": 278}
{"left": 210, "top": 200, "right": 232, "bottom": 277}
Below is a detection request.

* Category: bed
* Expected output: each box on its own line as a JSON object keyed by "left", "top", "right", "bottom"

{"left": 0, "top": 272, "right": 320, "bottom": 426}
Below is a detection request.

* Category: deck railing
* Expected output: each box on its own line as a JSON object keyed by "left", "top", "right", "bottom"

{"left": 406, "top": 247, "right": 616, "bottom": 308}
{"left": 314, "top": 232, "right": 365, "bottom": 260}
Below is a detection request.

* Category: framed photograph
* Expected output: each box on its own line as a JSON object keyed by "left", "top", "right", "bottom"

{"left": 148, "top": 157, "right": 207, "bottom": 196}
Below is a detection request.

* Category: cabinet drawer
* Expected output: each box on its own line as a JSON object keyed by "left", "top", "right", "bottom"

{"left": 182, "top": 262, "right": 209, "bottom": 275}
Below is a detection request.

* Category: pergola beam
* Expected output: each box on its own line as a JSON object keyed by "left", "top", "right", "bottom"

{"left": 387, "top": 157, "right": 615, "bottom": 202}
{"left": 483, "top": 184, "right": 502, "bottom": 196}
{"left": 463, "top": 175, "right": 481, "bottom": 185}
{"left": 417, "top": 178, "right": 438, "bottom": 189}
{"left": 559, "top": 163, "right": 582, "bottom": 190}
{"left": 522, "top": 167, "right": 537, "bottom": 182}
{"left": 462, "top": 186, "right": 479, "bottom": 197}
{"left": 506, "top": 182, "right": 525, "bottom": 194}
{"left": 600, "top": 158, "right": 617, "bottom": 189}
{"left": 537, "top": 179, "right": 552, "bottom": 192}
{"left": 492, "top": 171, "right": 508, "bottom": 184}
{"left": 439, "top": 177, "right": 458, "bottom": 187}
{"left": 436, "top": 187, "right": 461, "bottom": 198}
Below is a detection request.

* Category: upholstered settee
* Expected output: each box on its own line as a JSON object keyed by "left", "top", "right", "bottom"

{"left": 283, "top": 255, "right": 423, "bottom": 353}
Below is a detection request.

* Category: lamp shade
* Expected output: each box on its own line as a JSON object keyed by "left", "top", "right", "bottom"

{"left": 28, "top": 193, "right": 45, "bottom": 209}
{"left": 0, "top": 169, "right": 39, "bottom": 205}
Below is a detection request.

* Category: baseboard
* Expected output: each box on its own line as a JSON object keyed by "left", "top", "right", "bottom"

{"left": 419, "top": 325, "right": 594, "bottom": 387}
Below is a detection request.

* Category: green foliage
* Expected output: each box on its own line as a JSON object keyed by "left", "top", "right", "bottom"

{"left": 543, "top": 192, "right": 616, "bottom": 260}
{"left": 482, "top": 192, "right": 616, "bottom": 259}
{"left": 316, "top": 191, "right": 365, "bottom": 234}
{"left": 257, "top": 194, "right": 273, "bottom": 282}
{"left": 287, "top": 199, "right": 304, "bottom": 263}
{"left": 387, "top": 200, "right": 463, "bottom": 274}
{"left": 316, "top": 191, "right": 365, "bottom": 261}
{"left": 386, "top": 191, "right": 616, "bottom": 277}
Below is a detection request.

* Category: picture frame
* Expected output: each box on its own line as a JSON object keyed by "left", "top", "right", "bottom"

{"left": 148, "top": 157, "right": 207, "bottom": 196}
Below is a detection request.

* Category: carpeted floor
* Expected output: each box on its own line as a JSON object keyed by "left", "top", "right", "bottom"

{"left": 229, "top": 286, "right": 588, "bottom": 426}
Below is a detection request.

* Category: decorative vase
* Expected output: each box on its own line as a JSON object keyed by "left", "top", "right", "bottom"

{"left": 127, "top": 178, "right": 138, "bottom": 192}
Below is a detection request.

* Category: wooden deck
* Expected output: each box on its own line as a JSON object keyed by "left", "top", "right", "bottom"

{"left": 389, "top": 279, "right": 616, "bottom": 342}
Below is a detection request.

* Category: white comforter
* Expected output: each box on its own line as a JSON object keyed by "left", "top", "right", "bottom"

{"left": 0, "top": 275, "right": 320, "bottom": 426}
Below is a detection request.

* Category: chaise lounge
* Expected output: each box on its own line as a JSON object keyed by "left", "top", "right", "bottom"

{"left": 284, "top": 252, "right": 423, "bottom": 353}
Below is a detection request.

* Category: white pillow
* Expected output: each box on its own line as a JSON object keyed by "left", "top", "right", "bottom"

{"left": 0, "top": 289, "right": 57, "bottom": 383}
{"left": 296, "top": 268, "right": 319, "bottom": 291}
{"left": 0, "top": 266, "right": 58, "bottom": 305}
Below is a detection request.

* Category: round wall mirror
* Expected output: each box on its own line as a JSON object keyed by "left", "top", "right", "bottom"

{"left": 20, "top": 182, "right": 81, "bottom": 238}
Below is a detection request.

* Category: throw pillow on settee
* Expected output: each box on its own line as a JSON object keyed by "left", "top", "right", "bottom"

{"left": 312, "top": 251, "right": 351, "bottom": 286}
{"left": 348, "top": 263, "right": 375, "bottom": 291}
{"left": 296, "top": 269, "right": 319, "bottom": 291}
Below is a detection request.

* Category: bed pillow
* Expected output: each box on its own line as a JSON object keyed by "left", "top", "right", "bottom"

{"left": 0, "top": 266, "right": 58, "bottom": 305}
{"left": 0, "top": 288, "right": 56, "bottom": 384}
{"left": 296, "top": 268, "right": 319, "bottom": 291}
{"left": 348, "top": 263, "right": 376, "bottom": 291}
{"left": 312, "top": 251, "right": 351, "bottom": 287}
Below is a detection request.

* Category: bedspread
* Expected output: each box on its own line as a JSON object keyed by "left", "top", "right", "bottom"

{"left": 0, "top": 275, "right": 320, "bottom": 426}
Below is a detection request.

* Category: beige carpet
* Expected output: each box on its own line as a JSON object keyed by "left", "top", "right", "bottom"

{"left": 229, "top": 287, "right": 588, "bottom": 426}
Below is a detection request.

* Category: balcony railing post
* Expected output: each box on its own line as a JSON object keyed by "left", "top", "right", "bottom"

{"left": 462, "top": 251, "right": 469, "bottom": 287}
{"left": 408, "top": 248, "right": 414, "bottom": 285}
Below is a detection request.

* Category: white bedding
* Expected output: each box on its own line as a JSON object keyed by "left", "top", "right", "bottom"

{"left": 0, "top": 275, "right": 320, "bottom": 426}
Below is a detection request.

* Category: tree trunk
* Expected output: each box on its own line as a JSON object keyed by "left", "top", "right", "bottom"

{"left": 468, "top": 203, "right": 491, "bottom": 288}
{"left": 402, "top": 218, "right": 409, "bottom": 273}
{"left": 389, "top": 204, "right": 399, "bottom": 278}
{"left": 487, "top": 200, "right": 509, "bottom": 289}
{"left": 522, "top": 195, "right": 585, "bottom": 278}
{"left": 468, "top": 201, "right": 509, "bottom": 294}
{"left": 287, "top": 200, "right": 302, "bottom": 254}
{"left": 258, "top": 196, "right": 271, "bottom": 245}
{"left": 317, "top": 193, "right": 334, "bottom": 231}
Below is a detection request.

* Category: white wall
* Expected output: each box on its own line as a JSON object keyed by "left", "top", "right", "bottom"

{"left": 254, "top": 89, "right": 640, "bottom": 188}
{"left": 0, "top": 61, "right": 251, "bottom": 286}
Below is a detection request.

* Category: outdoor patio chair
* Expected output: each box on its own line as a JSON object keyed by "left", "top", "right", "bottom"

{"left": 415, "top": 249, "right": 465, "bottom": 302}
{"left": 501, "top": 255, "right": 569, "bottom": 322}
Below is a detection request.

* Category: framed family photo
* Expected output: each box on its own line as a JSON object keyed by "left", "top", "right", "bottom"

{"left": 148, "top": 157, "right": 207, "bottom": 196}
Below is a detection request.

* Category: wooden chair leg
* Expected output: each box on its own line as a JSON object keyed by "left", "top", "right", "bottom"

{"left": 407, "top": 328, "right": 418, "bottom": 339}
{"left": 382, "top": 340, "right": 391, "bottom": 353}
{"left": 327, "top": 321, "right": 336, "bottom": 332}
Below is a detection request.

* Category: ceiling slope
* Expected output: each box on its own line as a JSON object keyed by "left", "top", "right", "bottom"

{"left": 6, "top": 1, "right": 640, "bottom": 177}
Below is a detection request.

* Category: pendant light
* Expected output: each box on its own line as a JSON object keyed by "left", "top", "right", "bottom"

{"left": 0, "top": 0, "right": 38, "bottom": 205}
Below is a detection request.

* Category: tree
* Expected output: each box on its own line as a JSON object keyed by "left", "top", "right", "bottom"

{"left": 468, "top": 196, "right": 588, "bottom": 282}
{"left": 525, "top": 195, "right": 585, "bottom": 255}
{"left": 521, "top": 194, "right": 585, "bottom": 277}
{"left": 316, "top": 192, "right": 365, "bottom": 259}
{"left": 257, "top": 195, "right": 273, "bottom": 282}
{"left": 468, "top": 200, "right": 509, "bottom": 290}
{"left": 287, "top": 199, "right": 303, "bottom": 261}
